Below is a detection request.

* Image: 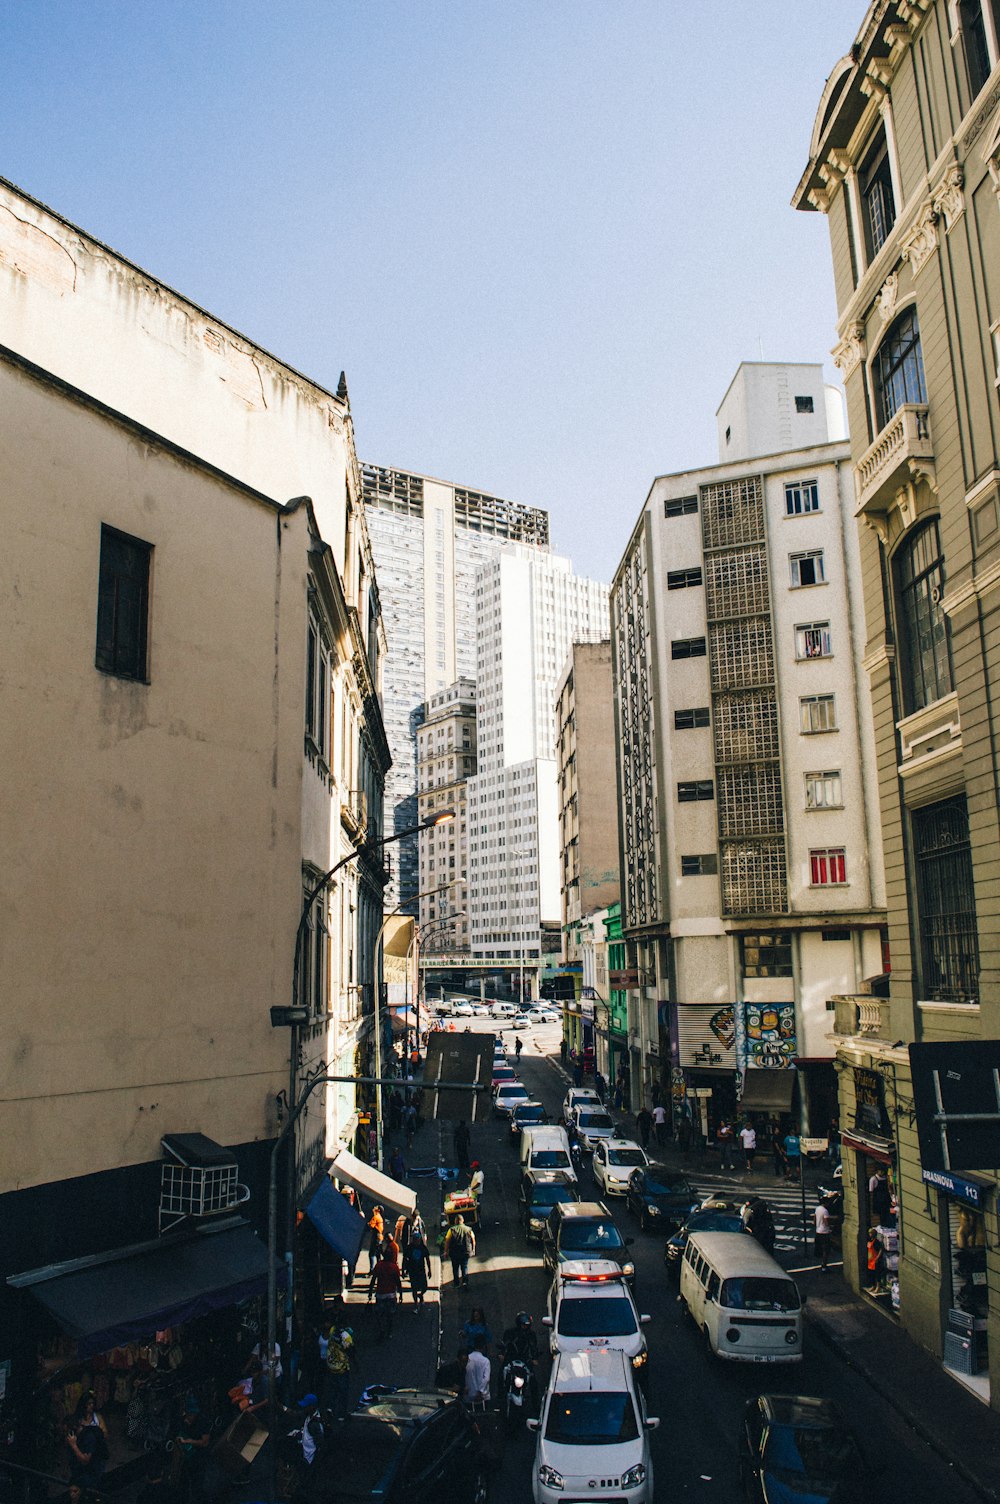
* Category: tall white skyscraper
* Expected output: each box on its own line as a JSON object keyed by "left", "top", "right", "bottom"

{"left": 468, "top": 547, "right": 610, "bottom": 963}
{"left": 362, "top": 466, "right": 549, "bottom": 906}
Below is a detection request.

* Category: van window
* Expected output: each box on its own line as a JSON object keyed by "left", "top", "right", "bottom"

{"left": 706, "top": 1272, "right": 721, "bottom": 1301}
{"left": 720, "top": 1277, "right": 800, "bottom": 1312}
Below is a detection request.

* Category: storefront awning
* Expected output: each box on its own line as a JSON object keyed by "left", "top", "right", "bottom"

{"left": 9, "top": 1221, "right": 280, "bottom": 1359}
{"left": 329, "top": 1148, "right": 416, "bottom": 1216}
{"left": 305, "top": 1178, "right": 366, "bottom": 1263}
{"left": 741, "top": 1069, "right": 796, "bottom": 1112}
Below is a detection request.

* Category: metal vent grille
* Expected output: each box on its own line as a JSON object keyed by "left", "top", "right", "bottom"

{"left": 713, "top": 690, "right": 779, "bottom": 762}
{"left": 717, "top": 764, "right": 784, "bottom": 838}
{"left": 700, "top": 476, "right": 765, "bottom": 550}
{"left": 721, "top": 839, "right": 788, "bottom": 913}
{"left": 704, "top": 544, "right": 769, "bottom": 619}
{"left": 709, "top": 620, "right": 774, "bottom": 691}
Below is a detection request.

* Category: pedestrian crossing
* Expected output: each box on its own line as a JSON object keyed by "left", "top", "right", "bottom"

{"left": 688, "top": 1165, "right": 818, "bottom": 1256}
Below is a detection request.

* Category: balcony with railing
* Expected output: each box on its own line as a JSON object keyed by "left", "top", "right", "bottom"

{"left": 855, "top": 404, "right": 934, "bottom": 518}
{"left": 832, "top": 994, "right": 891, "bottom": 1040}
{"left": 340, "top": 789, "right": 368, "bottom": 841}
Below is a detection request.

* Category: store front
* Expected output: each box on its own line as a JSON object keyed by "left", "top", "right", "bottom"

{"left": 922, "top": 1168, "right": 992, "bottom": 1402}
{"left": 671, "top": 1003, "right": 739, "bottom": 1146}
{"left": 843, "top": 1064, "right": 899, "bottom": 1313}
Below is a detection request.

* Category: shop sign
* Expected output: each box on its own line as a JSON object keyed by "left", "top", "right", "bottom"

{"left": 921, "top": 1168, "right": 988, "bottom": 1209}
{"left": 800, "top": 1137, "right": 829, "bottom": 1154}
{"left": 853, "top": 1066, "right": 892, "bottom": 1138}
{"left": 744, "top": 1001, "right": 796, "bottom": 1068}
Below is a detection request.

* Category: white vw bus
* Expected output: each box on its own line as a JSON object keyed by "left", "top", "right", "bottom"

{"left": 679, "top": 1230, "right": 803, "bottom": 1363}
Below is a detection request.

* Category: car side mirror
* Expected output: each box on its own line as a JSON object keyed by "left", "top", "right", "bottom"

{"left": 526, "top": 1418, "right": 540, "bottom": 1432}
{"left": 541, "top": 1316, "right": 553, "bottom": 1327}
{"left": 639, "top": 1314, "right": 651, "bottom": 1325}
{"left": 645, "top": 1417, "right": 660, "bottom": 1430}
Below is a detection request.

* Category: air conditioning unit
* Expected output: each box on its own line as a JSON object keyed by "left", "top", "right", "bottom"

{"left": 159, "top": 1134, "right": 250, "bottom": 1234}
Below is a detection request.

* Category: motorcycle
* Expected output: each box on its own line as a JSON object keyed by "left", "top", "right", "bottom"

{"left": 500, "top": 1358, "right": 532, "bottom": 1432}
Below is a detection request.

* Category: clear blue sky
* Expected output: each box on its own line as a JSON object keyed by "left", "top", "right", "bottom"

{"left": 2, "top": 2, "right": 860, "bottom": 583}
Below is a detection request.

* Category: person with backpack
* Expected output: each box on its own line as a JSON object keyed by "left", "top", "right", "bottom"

{"left": 515, "top": 1035, "right": 523, "bottom": 1060}
{"left": 322, "top": 1324, "right": 356, "bottom": 1420}
{"left": 444, "top": 1214, "right": 476, "bottom": 1287}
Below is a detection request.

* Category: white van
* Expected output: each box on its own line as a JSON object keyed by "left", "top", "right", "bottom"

{"left": 492, "top": 1000, "right": 517, "bottom": 1020}
{"left": 679, "top": 1230, "right": 802, "bottom": 1363}
{"left": 521, "top": 1125, "right": 577, "bottom": 1182}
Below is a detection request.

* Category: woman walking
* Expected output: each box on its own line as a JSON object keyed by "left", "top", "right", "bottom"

{"left": 405, "top": 1230, "right": 431, "bottom": 1308}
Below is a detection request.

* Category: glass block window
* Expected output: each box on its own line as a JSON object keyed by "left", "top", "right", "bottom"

{"left": 677, "top": 779, "right": 715, "bottom": 802}
{"left": 700, "top": 476, "right": 765, "bottom": 551}
{"left": 790, "top": 551, "right": 825, "bottom": 587}
{"left": 713, "top": 690, "right": 779, "bottom": 761}
{"left": 681, "top": 853, "right": 718, "bottom": 876}
{"left": 710, "top": 619, "right": 774, "bottom": 690}
{"left": 704, "top": 546, "right": 769, "bottom": 619}
{"left": 810, "top": 847, "right": 847, "bottom": 885}
{"left": 795, "top": 621, "right": 832, "bottom": 659}
{"left": 671, "top": 636, "right": 707, "bottom": 660}
{"left": 667, "top": 567, "right": 703, "bottom": 590}
{"left": 800, "top": 694, "right": 837, "bottom": 733}
{"left": 913, "top": 796, "right": 979, "bottom": 1003}
{"left": 785, "top": 481, "right": 820, "bottom": 516}
{"left": 665, "top": 496, "right": 698, "bottom": 518}
{"left": 804, "top": 770, "right": 842, "bottom": 808}
{"left": 741, "top": 932, "right": 793, "bottom": 978}
{"left": 721, "top": 839, "right": 787, "bottom": 914}
{"left": 675, "top": 706, "right": 710, "bottom": 730}
{"left": 717, "top": 764, "right": 783, "bottom": 838}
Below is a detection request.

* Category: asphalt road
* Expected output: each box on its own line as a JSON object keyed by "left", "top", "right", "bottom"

{"left": 445, "top": 1021, "right": 980, "bottom": 1504}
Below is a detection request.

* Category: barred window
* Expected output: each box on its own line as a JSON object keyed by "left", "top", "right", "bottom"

{"left": 665, "top": 496, "right": 698, "bottom": 518}
{"left": 785, "top": 481, "right": 820, "bottom": 516}
{"left": 795, "top": 621, "right": 832, "bottom": 660}
{"left": 675, "top": 706, "right": 710, "bottom": 730}
{"left": 810, "top": 847, "right": 847, "bottom": 885}
{"left": 671, "top": 636, "right": 707, "bottom": 660}
{"left": 790, "top": 551, "right": 825, "bottom": 588}
{"left": 704, "top": 546, "right": 769, "bottom": 620}
{"left": 713, "top": 690, "right": 779, "bottom": 762}
{"left": 913, "top": 796, "right": 979, "bottom": 1003}
{"left": 741, "top": 932, "right": 793, "bottom": 978}
{"left": 710, "top": 619, "right": 774, "bottom": 690}
{"left": 681, "top": 853, "right": 718, "bottom": 876}
{"left": 667, "top": 567, "right": 703, "bottom": 590}
{"left": 721, "top": 839, "right": 787, "bottom": 914}
{"left": 805, "top": 770, "right": 842, "bottom": 808}
{"left": 800, "top": 694, "right": 837, "bottom": 733}
{"left": 700, "top": 476, "right": 765, "bottom": 551}
{"left": 717, "top": 764, "right": 783, "bottom": 838}
{"left": 677, "top": 780, "right": 714, "bottom": 802}
{"left": 895, "top": 519, "right": 952, "bottom": 715}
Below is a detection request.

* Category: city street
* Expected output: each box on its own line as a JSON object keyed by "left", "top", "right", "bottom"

{"left": 442, "top": 1023, "right": 981, "bottom": 1504}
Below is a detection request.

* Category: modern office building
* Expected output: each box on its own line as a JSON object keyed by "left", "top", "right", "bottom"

{"left": 362, "top": 466, "right": 549, "bottom": 908}
{"left": 795, "top": 0, "right": 1000, "bottom": 1400}
{"left": 468, "top": 547, "right": 610, "bottom": 971}
{"left": 416, "top": 677, "right": 476, "bottom": 952}
{"left": 611, "top": 363, "right": 886, "bottom": 1127}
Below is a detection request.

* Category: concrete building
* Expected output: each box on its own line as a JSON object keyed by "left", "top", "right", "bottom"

{"left": 795, "top": 0, "right": 1000, "bottom": 1403}
{"left": 416, "top": 677, "right": 476, "bottom": 952}
{"left": 611, "top": 364, "right": 886, "bottom": 1129}
{"left": 716, "top": 361, "right": 847, "bottom": 463}
{"left": 0, "top": 178, "right": 388, "bottom": 1452}
{"left": 362, "top": 465, "right": 549, "bottom": 910}
{"left": 468, "top": 547, "right": 610, "bottom": 975}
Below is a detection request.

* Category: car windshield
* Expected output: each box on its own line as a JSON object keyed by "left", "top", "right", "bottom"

{"left": 578, "top": 1112, "right": 614, "bottom": 1130}
{"left": 608, "top": 1148, "right": 645, "bottom": 1167}
{"left": 687, "top": 1211, "right": 744, "bottom": 1233}
{"left": 532, "top": 1184, "right": 576, "bottom": 1210}
{"left": 557, "top": 1297, "right": 637, "bottom": 1337}
{"left": 763, "top": 1424, "right": 861, "bottom": 1484}
{"left": 516, "top": 1108, "right": 546, "bottom": 1124}
{"left": 534, "top": 1150, "right": 571, "bottom": 1169}
{"left": 721, "top": 1277, "right": 800, "bottom": 1312}
{"left": 494, "top": 1069, "right": 515, "bottom": 1080}
{"left": 561, "top": 1220, "right": 624, "bottom": 1251}
{"left": 644, "top": 1173, "right": 692, "bottom": 1196}
{"left": 499, "top": 1088, "right": 527, "bottom": 1101}
{"left": 544, "top": 1392, "right": 639, "bottom": 1446}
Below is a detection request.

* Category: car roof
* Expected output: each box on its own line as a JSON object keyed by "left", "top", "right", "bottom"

{"left": 551, "top": 1348, "right": 630, "bottom": 1391}
{"left": 567, "top": 1087, "right": 599, "bottom": 1098}
{"left": 688, "top": 1230, "right": 792, "bottom": 1275}
{"left": 605, "top": 1138, "right": 643, "bottom": 1153}
{"left": 558, "top": 1201, "right": 612, "bottom": 1220}
{"left": 759, "top": 1394, "right": 845, "bottom": 1428}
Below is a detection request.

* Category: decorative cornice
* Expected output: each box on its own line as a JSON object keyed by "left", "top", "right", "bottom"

{"left": 931, "top": 162, "right": 965, "bottom": 231}
{"left": 876, "top": 271, "right": 900, "bottom": 324}
{"left": 900, "top": 199, "right": 938, "bottom": 274}
{"left": 832, "top": 323, "right": 867, "bottom": 377}
{"left": 863, "top": 642, "right": 897, "bottom": 678}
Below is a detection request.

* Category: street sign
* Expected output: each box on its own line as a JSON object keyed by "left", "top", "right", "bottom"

{"left": 800, "top": 1137, "right": 828, "bottom": 1154}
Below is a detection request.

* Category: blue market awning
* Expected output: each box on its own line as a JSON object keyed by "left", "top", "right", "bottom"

{"left": 305, "top": 1178, "right": 366, "bottom": 1264}
{"left": 9, "top": 1221, "right": 282, "bottom": 1358}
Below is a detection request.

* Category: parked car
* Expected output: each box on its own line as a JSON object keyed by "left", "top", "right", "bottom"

{"left": 303, "top": 1389, "right": 491, "bottom": 1504}
{"left": 492, "top": 1065, "right": 517, "bottom": 1087}
{"left": 664, "top": 1198, "right": 748, "bottom": 1279}
{"left": 544, "top": 1260, "right": 650, "bottom": 1383}
{"left": 494, "top": 1082, "right": 531, "bottom": 1118}
{"left": 512, "top": 1013, "right": 531, "bottom": 1029}
{"left": 491, "top": 1001, "right": 517, "bottom": 1020}
{"left": 561, "top": 1088, "right": 600, "bottom": 1124}
{"left": 509, "top": 1101, "right": 549, "bottom": 1143}
{"left": 737, "top": 1394, "right": 875, "bottom": 1502}
{"left": 529, "top": 1349, "right": 657, "bottom": 1504}
{"left": 592, "top": 1139, "right": 648, "bottom": 1197}
{"left": 626, "top": 1165, "right": 699, "bottom": 1233}
{"left": 571, "top": 1105, "right": 617, "bottom": 1155}
{"left": 519, "top": 1171, "right": 581, "bottom": 1242}
{"left": 541, "top": 1201, "right": 636, "bottom": 1286}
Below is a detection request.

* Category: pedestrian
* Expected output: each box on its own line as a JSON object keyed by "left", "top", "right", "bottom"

{"left": 405, "top": 1230, "right": 430, "bottom": 1307}
{"left": 573, "top": 1060, "right": 584, "bottom": 1088}
{"left": 559, "top": 1037, "right": 567, "bottom": 1065}
{"left": 635, "top": 1106, "right": 653, "bottom": 1150}
{"left": 743, "top": 1196, "right": 776, "bottom": 1254}
{"left": 613, "top": 1081, "right": 624, "bottom": 1111}
{"left": 367, "top": 1205, "right": 384, "bottom": 1271}
{"left": 289, "top": 1395, "right": 323, "bottom": 1466}
{"left": 814, "top": 1200, "right": 832, "bottom": 1271}
{"left": 515, "top": 1035, "right": 523, "bottom": 1060}
{"left": 393, "top": 1212, "right": 411, "bottom": 1260}
{"left": 469, "top": 1161, "right": 485, "bottom": 1208}
{"left": 435, "top": 1348, "right": 469, "bottom": 1392}
{"left": 174, "top": 1401, "right": 211, "bottom": 1497}
{"left": 717, "top": 1119, "right": 736, "bottom": 1172}
{"left": 368, "top": 1250, "right": 403, "bottom": 1339}
{"left": 454, "top": 1120, "right": 471, "bottom": 1173}
{"left": 651, "top": 1081, "right": 662, "bottom": 1108}
{"left": 389, "top": 1090, "right": 402, "bottom": 1133}
{"left": 595, "top": 1070, "right": 606, "bottom": 1103}
{"left": 66, "top": 1396, "right": 109, "bottom": 1489}
{"left": 389, "top": 1144, "right": 406, "bottom": 1181}
{"left": 444, "top": 1214, "right": 476, "bottom": 1287}
{"left": 783, "top": 1130, "right": 801, "bottom": 1182}
{"left": 652, "top": 1102, "right": 668, "bottom": 1147}
{"left": 463, "top": 1338, "right": 491, "bottom": 1410}
{"left": 462, "top": 1306, "right": 493, "bottom": 1352}
{"left": 772, "top": 1133, "right": 787, "bottom": 1179}
{"left": 739, "top": 1121, "right": 757, "bottom": 1173}
{"left": 322, "top": 1323, "right": 356, "bottom": 1419}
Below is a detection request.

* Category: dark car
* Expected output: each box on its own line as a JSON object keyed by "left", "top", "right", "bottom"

{"left": 509, "top": 1101, "right": 549, "bottom": 1143}
{"left": 304, "top": 1389, "right": 490, "bottom": 1504}
{"left": 625, "top": 1165, "right": 699, "bottom": 1233}
{"left": 738, "top": 1394, "right": 875, "bottom": 1502}
{"left": 519, "top": 1170, "right": 580, "bottom": 1241}
{"left": 663, "top": 1198, "right": 748, "bottom": 1278}
{"left": 541, "top": 1200, "right": 636, "bottom": 1286}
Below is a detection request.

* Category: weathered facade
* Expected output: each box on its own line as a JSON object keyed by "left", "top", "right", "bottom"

{"left": 416, "top": 677, "right": 476, "bottom": 953}
{"left": 795, "top": 0, "right": 1000, "bottom": 1403}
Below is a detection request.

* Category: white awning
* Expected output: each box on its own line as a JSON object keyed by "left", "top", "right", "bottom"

{"left": 329, "top": 1147, "right": 416, "bottom": 1216}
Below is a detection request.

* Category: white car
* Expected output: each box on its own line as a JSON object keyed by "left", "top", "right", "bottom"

{"left": 494, "top": 1081, "right": 531, "bottom": 1117}
{"left": 512, "top": 1012, "right": 531, "bottom": 1029}
{"left": 592, "top": 1139, "right": 649, "bottom": 1197}
{"left": 536, "top": 1006, "right": 561, "bottom": 1023}
{"left": 571, "top": 1104, "right": 618, "bottom": 1154}
{"left": 529, "top": 1348, "right": 657, "bottom": 1504}
{"left": 562, "top": 1087, "right": 600, "bottom": 1125}
{"left": 543, "top": 1260, "right": 650, "bottom": 1373}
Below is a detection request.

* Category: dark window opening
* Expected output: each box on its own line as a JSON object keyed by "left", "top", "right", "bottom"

{"left": 741, "top": 932, "right": 793, "bottom": 978}
{"left": 675, "top": 706, "right": 710, "bottom": 730}
{"left": 859, "top": 128, "right": 896, "bottom": 261}
{"left": 913, "top": 796, "right": 979, "bottom": 1003}
{"left": 681, "top": 854, "right": 718, "bottom": 876}
{"left": 873, "top": 307, "right": 926, "bottom": 433}
{"left": 895, "top": 519, "right": 953, "bottom": 714}
{"left": 960, "top": 0, "right": 994, "bottom": 98}
{"left": 671, "top": 636, "right": 707, "bottom": 660}
{"left": 665, "top": 496, "right": 698, "bottom": 518}
{"left": 95, "top": 524, "right": 151, "bottom": 681}
{"left": 677, "top": 780, "right": 714, "bottom": 802}
{"left": 795, "top": 395, "right": 814, "bottom": 414}
{"left": 667, "top": 567, "right": 703, "bottom": 590}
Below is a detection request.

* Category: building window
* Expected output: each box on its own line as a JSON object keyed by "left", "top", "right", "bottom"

{"left": 665, "top": 496, "right": 698, "bottom": 518}
{"left": 681, "top": 854, "right": 718, "bottom": 876}
{"left": 913, "top": 796, "right": 979, "bottom": 1003}
{"left": 667, "top": 567, "right": 703, "bottom": 590}
{"left": 795, "top": 621, "right": 832, "bottom": 660}
{"left": 958, "top": 0, "right": 998, "bottom": 99}
{"left": 810, "top": 847, "right": 847, "bottom": 885}
{"left": 795, "top": 395, "right": 815, "bottom": 414}
{"left": 872, "top": 307, "right": 926, "bottom": 433}
{"left": 305, "top": 614, "right": 332, "bottom": 759}
{"left": 95, "top": 524, "right": 151, "bottom": 681}
{"left": 800, "top": 694, "right": 837, "bottom": 733}
{"left": 805, "top": 769, "right": 842, "bottom": 808}
{"left": 671, "top": 636, "right": 707, "bottom": 659}
{"left": 859, "top": 126, "right": 896, "bottom": 262}
{"left": 821, "top": 929, "right": 851, "bottom": 942}
{"left": 895, "top": 519, "right": 953, "bottom": 714}
{"left": 785, "top": 480, "right": 820, "bottom": 516}
{"left": 741, "top": 932, "right": 793, "bottom": 978}
{"left": 674, "top": 706, "right": 710, "bottom": 730}
{"left": 677, "top": 779, "right": 714, "bottom": 802}
{"left": 790, "top": 550, "right": 825, "bottom": 588}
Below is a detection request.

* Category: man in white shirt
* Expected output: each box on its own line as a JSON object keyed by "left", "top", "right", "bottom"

{"left": 814, "top": 1201, "right": 832, "bottom": 1271}
{"left": 739, "top": 1122, "right": 757, "bottom": 1173}
{"left": 652, "top": 1103, "right": 668, "bottom": 1147}
{"left": 463, "top": 1339, "right": 491, "bottom": 1408}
